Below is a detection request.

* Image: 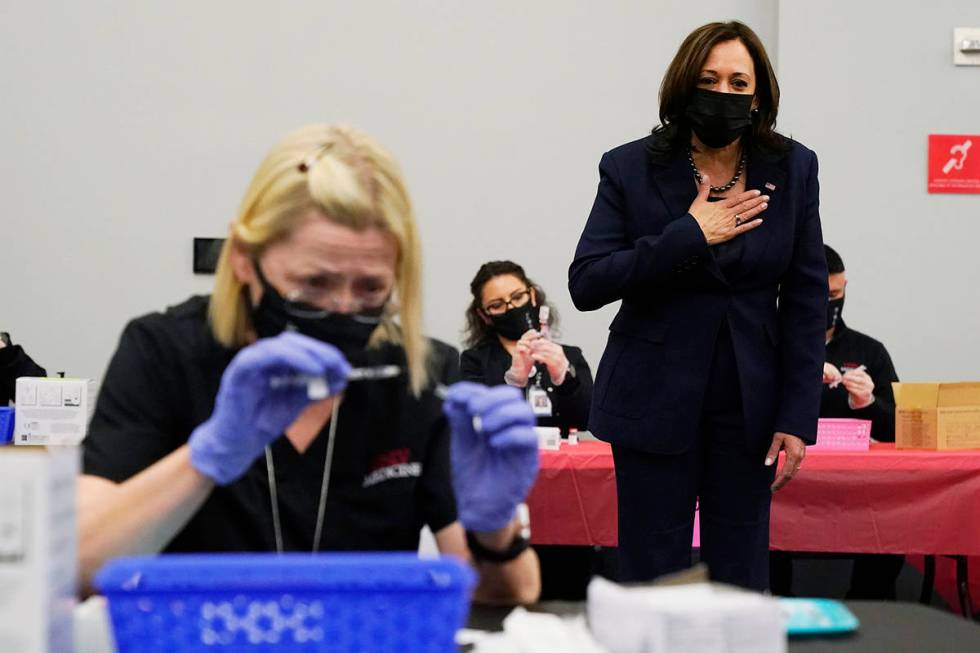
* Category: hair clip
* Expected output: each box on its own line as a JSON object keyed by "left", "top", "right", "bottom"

{"left": 297, "top": 143, "right": 333, "bottom": 173}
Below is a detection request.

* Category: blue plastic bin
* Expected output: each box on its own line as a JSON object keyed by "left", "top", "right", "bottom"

{"left": 95, "top": 553, "right": 476, "bottom": 652}
{"left": 0, "top": 407, "right": 14, "bottom": 444}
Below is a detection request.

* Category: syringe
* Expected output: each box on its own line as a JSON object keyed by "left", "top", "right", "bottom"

{"left": 270, "top": 365, "right": 449, "bottom": 401}
{"left": 265, "top": 365, "right": 491, "bottom": 430}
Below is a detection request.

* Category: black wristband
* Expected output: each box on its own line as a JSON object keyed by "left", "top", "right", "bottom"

{"left": 465, "top": 530, "right": 530, "bottom": 564}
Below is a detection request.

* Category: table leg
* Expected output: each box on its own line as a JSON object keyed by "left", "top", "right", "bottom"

{"left": 954, "top": 555, "right": 974, "bottom": 619}
{"left": 920, "top": 555, "right": 935, "bottom": 605}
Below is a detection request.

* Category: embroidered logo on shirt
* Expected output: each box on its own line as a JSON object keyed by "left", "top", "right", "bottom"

{"left": 362, "top": 447, "right": 422, "bottom": 488}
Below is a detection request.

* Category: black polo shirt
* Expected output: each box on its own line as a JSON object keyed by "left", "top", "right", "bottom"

{"left": 460, "top": 339, "right": 593, "bottom": 434}
{"left": 84, "top": 295, "right": 458, "bottom": 553}
{"left": 822, "top": 320, "right": 898, "bottom": 442}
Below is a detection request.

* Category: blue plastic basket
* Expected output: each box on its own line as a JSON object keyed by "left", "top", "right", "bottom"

{"left": 0, "top": 407, "right": 14, "bottom": 444}
{"left": 95, "top": 553, "right": 476, "bottom": 652}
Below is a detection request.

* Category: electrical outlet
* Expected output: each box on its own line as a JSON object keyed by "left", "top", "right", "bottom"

{"left": 954, "top": 27, "right": 980, "bottom": 66}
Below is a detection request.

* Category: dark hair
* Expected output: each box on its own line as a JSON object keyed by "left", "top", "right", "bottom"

{"left": 463, "top": 260, "right": 558, "bottom": 348}
{"left": 647, "top": 21, "right": 788, "bottom": 162}
{"left": 825, "top": 245, "right": 845, "bottom": 274}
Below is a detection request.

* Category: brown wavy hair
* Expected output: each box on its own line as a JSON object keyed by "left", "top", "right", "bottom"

{"left": 647, "top": 20, "right": 788, "bottom": 162}
{"left": 463, "top": 261, "right": 558, "bottom": 348}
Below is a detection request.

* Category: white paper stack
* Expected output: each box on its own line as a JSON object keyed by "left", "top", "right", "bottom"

{"left": 0, "top": 446, "right": 79, "bottom": 652}
{"left": 587, "top": 577, "right": 786, "bottom": 653}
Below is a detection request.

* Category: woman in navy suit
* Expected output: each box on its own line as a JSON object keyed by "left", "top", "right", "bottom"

{"left": 568, "top": 21, "right": 827, "bottom": 591}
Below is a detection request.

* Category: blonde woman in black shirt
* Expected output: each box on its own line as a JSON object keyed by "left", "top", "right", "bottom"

{"left": 78, "top": 125, "right": 541, "bottom": 604}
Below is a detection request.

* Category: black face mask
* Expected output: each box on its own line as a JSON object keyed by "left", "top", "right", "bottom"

{"left": 251, "top": 264, "right": 381, "bottom": 362}
{"left": 489, "top": 304, "right": 539, "bottom": 341}
{"left": 684, "top": 88, "right": 754, "bottom": 148}
{"left": 827, "top": 296, "right": 845, "bottom": 331}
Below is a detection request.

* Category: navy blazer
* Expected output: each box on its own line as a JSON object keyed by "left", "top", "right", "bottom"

{"left": 568, "top": 136, "right": 828, "bottom": 455}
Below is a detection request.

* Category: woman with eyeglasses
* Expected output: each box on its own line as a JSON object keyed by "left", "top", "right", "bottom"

{"left": 460, "top": 261, "right": 597, "bottom": 600}
{"left": 461, "top": 261, "right": 593, "bottom": 435}
{"left": 77, "top": 124, "right": 541, "bottom": 604}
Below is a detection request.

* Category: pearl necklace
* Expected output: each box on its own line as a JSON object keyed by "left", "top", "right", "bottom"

{"left": 688, "top": 148, "right": 747, "bottom": 194}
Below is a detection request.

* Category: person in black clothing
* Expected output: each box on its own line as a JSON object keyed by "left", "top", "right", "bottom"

{"left": 461, "top": 260, "right": 603, "bottom": 600}
{"left": 460, "top": 260, "right": 593, "bottom": 434}
{"left": 0, "top": 332, "right": 47, "bottom": 404}
{"left": 820, "top": 245, "right": 898, "bottom": 443}
{"left": 771, "top": 244, "right": 903, "bottom": 599}
{"left": 78, "top": 124, "right": 541, "bottom": 604}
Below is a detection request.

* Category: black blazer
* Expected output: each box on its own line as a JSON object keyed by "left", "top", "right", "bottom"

{"left": 460, "top": 339, "right": 593, "bottom": 434}
{"left": 569, "top": 136, "right": 827, "bottom": 454}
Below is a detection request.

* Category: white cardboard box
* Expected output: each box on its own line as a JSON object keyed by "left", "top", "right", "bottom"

{"left": 0, "top": 446, "right": 78, "bottom": 652}
{"left": 534, "top": 426, "right": 561, "bottom": 450}
{"left": 14, "top": 378, "right": 96, "bottom": 446}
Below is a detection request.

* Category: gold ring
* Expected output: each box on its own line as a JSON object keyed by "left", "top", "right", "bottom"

{"left": 735, "top": 214, "right": 742, "bottom": 226}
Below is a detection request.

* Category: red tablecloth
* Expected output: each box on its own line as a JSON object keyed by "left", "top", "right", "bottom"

{"left": 526, "top": 441, "right": 980, "bottom": 556}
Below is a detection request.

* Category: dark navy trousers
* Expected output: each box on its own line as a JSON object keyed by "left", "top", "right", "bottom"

{"left": 612, "top": 322, "right": 776, "bottom": 591}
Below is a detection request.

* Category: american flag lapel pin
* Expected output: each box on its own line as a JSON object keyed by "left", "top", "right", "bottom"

{"left": 765, "top": 182, "right": 776, "bottom": 191}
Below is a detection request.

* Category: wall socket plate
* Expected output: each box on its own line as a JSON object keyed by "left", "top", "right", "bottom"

{"left": 954, "top": 27, "right": 980, "bottom": 66}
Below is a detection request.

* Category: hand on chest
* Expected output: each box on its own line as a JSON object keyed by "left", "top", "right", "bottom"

{"left": 637, "top": 160, "right": 796, "bottom": 280}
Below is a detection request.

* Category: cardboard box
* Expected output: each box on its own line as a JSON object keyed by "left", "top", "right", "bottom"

{"left": 14, "top": 377, "right": 96, "bottom": 446}
{"left": 0, "top": 446, "right": 78, "bottom": 652}
{"left": 893, "top": 382, "right": 980, "bottom": 450}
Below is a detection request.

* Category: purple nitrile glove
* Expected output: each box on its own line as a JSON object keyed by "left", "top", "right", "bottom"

{"left": 189, "top": 332, "right": 351, "bottom": 485}
{"left": 443, "top": 382, "right": 539, "bottom": 532}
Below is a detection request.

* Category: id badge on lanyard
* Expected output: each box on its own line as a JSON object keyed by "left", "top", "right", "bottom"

{"left": 527, "top": 370, "right": 553, "bottom": 417}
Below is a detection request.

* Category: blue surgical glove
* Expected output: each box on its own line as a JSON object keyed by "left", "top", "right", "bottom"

{"left": 444, "top": 382, "right": 539, "bottom": 532}
{"left": 189, "top": 332, "right": 351, "bottom": 485}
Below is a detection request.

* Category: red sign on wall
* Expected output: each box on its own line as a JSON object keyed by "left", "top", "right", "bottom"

{"left": 928, "top": 134, "right": 980, "bottom": 194}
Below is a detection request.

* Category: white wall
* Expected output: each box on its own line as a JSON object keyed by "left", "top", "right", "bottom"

{"left": 1, "top": 1, "right": 777, "bottom": 383}
{"left": 777, "top": 1, "right": 980, "bottom": 380}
